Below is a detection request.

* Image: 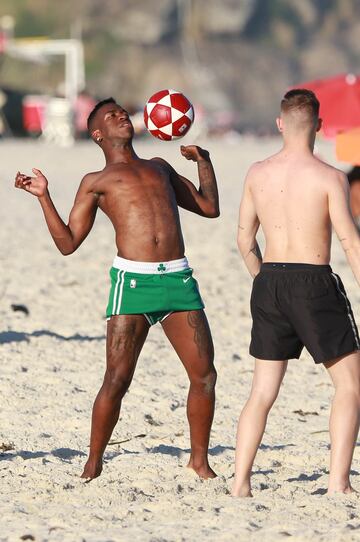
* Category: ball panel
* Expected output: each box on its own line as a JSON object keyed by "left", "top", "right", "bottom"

{"left": 146, "top": 117, "right": 158, "bottom": 131}
{"left": 185, "top": 106, "right": 194, "bottom": 122}
{"left": 149, "top": 104, "right": 172, "bottom": 128}
{"left": 149, "top": 128, "right": 172, "bottom": 141}
{"left": 172, "top": 115, "right": 192, "bottom": 137}
{"left": 170, "top": 93, "right": 191, "bottom": 113}
{"left": 156, "top": 95, "right": 172, "bottom": 107}
{"left": 171, "top": 108, "right": 185, "bottom": 122}
{"left": 146, "top": 102, "right": 156, "bottom": 115}
{"left": 159, "top": 123, "right": 174, "bottom": 136}
{"left": 148, "top": 89, "right": 169, "bottom": 103}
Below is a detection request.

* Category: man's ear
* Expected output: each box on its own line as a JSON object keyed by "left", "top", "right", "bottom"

{"left": 92, "top": 129, "right": 103, "bottom": 143}
{"left": 316, "top": 118, "right": 322, "bottom": 133}
{"left": 276, "top": 117, "right": 283, "bottom": 133}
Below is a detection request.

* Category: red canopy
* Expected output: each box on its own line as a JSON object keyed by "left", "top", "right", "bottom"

{"left": 293, "top": 73, "right": 360, "bottom": 138}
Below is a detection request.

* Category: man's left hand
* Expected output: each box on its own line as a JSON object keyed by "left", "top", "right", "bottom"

{"left": 180, "top": 145, "right": 210, "bottom": 162}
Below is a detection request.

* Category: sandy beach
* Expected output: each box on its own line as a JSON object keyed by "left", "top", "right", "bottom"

{"left": 1, "top": 136, "right": 359, "bottom": 542}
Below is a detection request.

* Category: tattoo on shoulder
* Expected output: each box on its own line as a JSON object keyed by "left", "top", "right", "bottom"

{"left": 238, "top": 225, "right": 245, "bottom": 230}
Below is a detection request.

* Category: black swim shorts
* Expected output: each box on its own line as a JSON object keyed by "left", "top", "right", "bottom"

{"left": 250, "top": 263, "right": 360, "bottom": 364}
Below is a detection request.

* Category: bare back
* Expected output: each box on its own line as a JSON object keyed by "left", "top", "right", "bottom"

{"left": 238, "top": 145, "right": 360, "bottom": 283}
{"left": 238, "top": 90, "right": 359, "bottom": 280}
{"left": 248, "top": 152, "right": 341, "bottom": 264}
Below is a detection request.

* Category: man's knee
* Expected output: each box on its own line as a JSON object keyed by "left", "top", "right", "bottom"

{"left": 190, "top": 368, "right": 217, "bottom": 394}
{"left": 336, "top": 381, "right": 360, "bottom": 404}
{"left": 103, "top": 367, "right": 132, "bottom": 398}
{"left": 250, "top": 385, "right": 278, "bottom": 410}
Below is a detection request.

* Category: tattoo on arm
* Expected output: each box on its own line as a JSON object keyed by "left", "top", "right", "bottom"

{"left": 340, "top": 237, "right": 350, "bottom": 251}
{"left": 198, "top": 160, "right": 218, "bottom": 204}
{"left": 250, "top": 242, "right": 262, "bottom": 261}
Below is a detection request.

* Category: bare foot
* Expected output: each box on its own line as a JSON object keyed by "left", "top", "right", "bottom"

{"left": 187, "top": 458, "right": 217, "bottom": 479}
{"left": 327, "top": 484, "right": 356, "bottom": 495}
{"left": 231, "top": 484, "right": 253, "bottom": 497}
{"left": 80, "top": 458, "right": 103, "bottom": 481}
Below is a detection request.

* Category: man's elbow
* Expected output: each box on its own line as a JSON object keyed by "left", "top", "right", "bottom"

{"left": 237, "top": 239, "right": 245, "bottom": 256}
{"left": 208, "top": 209, "right": 220, "bottom": 218}
{"left": 340, "top": 229, "right": 360, "bottom": 252}
{"left": 344, "top": 240, "right": 360, "bottom": 257}
{"left": 203, "top": 205, "right": 220, "bottom": 218}
{"left": 237, "top": 234, "right": 251, "bottom": 256}
{"left": 59, "top": 247, "right": 75, "bottom": 256}
{"left": 55, "top": 241, "right": 76, "bottom": 256}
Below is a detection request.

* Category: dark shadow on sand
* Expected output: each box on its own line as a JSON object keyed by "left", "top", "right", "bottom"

{"left": 52, "top": 448, "right": 87, "bottom": 461}
{"left": 148, "top": 445, "right": 187, "bottom": 458}
{"left": 104, "top": 449, "right": 140, "bottom": 460}
{"left": 0, "top": 447, "right": 87, "bottom": 462}
{"left": 253, "top": 469, "right": 275, "bottom": 475}
{"left": 0, "top": 450, "right": 47, "bottom": 461}
{"left": 0, "top": 331, "right": 30, "bottom": 344}
{"left": 287, "top": 472, "right": 323, "bottom": 482}
{"left": 311, "top": 488, "right": 327, "bottom": 495}
{"left": 99, "top": 444, "right": 235, "bottom": 464}
{"left": 0, "top": 330, "right": 105, "bottom": 345}
{"left": 209, "top": 444, "right": 235, "bottom": 456}
{"left": 260, "top": 443, "right": 296, "bottom": 451}
{"left": 147, "top": 444, "right": 235, "bottom": 458}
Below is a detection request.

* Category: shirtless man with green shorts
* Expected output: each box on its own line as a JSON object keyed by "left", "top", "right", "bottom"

{"left": 15, "top": 97, "right": 219, "bottom": 481}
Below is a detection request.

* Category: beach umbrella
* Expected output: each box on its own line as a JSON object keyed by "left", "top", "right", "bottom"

{"left": 294, "top": 73, "right": 360, "bottom": 138}
{"left": 336, "top": 127, "right": 360, "bottom": 165}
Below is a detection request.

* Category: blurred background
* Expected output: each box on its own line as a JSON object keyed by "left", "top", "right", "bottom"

{"left": 1, "top": 0, "right": 360, "bottom": 218}
{"left": 1, "top": 0, "right": 360, "bottom": 138}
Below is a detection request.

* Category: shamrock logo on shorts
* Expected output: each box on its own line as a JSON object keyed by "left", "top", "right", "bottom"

{"left": 157, "top": 263, "right": 166, "bottom": 272}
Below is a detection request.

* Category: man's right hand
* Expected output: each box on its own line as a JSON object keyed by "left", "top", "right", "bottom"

{"left": 14, "top": 168, "right": 48, "bottom": 198}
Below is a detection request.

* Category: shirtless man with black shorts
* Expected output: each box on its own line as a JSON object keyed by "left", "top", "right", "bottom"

{"left": 15, "top": 97, "right": 219, "bottom": 480}
{"left": 233, "top": 89, "right": 360, "bottom": 496}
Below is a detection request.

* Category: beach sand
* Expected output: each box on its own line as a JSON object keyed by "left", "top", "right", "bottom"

{"left": 0, "top": 137, "right": 359, "bottom": 541}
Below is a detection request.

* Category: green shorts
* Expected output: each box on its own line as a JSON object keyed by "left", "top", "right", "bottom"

{"left": 106, "top": 256, "right": 204, "bottom": 325}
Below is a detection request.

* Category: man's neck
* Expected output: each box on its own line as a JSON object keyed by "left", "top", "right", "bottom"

{"left": 282, "top": 133, "right": 316, "bottom": 155}
{"left": 103, "top": 140, "right": 139, "bottom": 165}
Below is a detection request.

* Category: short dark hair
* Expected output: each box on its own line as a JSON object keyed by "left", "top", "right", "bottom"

{"left": 87, "top": 97, "right": 116, "bottom": 132}
{"left": 281, "top": 89, "right": 320, "bottom": 120}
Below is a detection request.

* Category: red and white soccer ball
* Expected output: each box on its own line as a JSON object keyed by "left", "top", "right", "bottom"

{"left": 144, "top": 89, "right": 194, "bottom": 141}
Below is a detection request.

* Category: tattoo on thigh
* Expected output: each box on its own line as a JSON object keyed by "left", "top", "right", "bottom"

{"left": 108, "top": 318, "right": 137, "bottom": 356}
{"left": 187, "top": 311, "right": 213, "bottom": 359}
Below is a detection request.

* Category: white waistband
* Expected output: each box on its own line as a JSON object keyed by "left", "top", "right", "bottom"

{"left": 112, "top": 256, "right": 190, "bottom": 274}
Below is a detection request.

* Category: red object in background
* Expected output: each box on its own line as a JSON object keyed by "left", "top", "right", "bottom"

{"left": 292, "top": 73, "right": 360, "bottom": 138}
{"left": 0, "top": 31, "right": 7, "bottom": 53}
{"left": 74, "top": 92, "right": 96, "bottom": 136}
{"left": 22, "top": 95, "right": 47, "bottom": 134}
